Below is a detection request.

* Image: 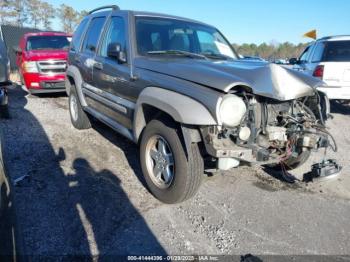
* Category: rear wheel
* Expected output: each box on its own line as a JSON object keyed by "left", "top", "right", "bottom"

{"left": 69, "top": 86, "right": 91, "bottom": 130}
{"left": 140, "top": 119, "right": 204, "bottom": 204}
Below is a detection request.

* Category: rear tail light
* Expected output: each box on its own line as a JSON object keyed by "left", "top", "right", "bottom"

{"left": 313, "top": 65, "right": 324, "bottom": 79}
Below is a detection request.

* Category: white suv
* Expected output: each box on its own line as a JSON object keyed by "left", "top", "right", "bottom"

{"left": 293, "top": 35, "right": 350, "bottom": 101}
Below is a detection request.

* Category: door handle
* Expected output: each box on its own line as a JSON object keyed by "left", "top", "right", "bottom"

{"left": 93, "top": 62, "right": 103, "bottom": 70}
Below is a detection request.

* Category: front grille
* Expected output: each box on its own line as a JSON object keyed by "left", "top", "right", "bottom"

{"left": 37, "top": 60, "right": 67, "bottom": 75}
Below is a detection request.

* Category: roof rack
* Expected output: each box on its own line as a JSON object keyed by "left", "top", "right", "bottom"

{"left": 89, "top": 5, "right": 120, "bottom": 14}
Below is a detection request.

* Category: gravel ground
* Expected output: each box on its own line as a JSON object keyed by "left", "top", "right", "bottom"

{"left": 1, "top": 86, "right": 350, "bottom": 258}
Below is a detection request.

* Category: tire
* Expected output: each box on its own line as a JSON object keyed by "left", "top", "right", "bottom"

{"left": 69, "top": 86, "right": 91, "bottom": 130}
{"left": 140, "top": 119, "right": 204, "bottom": 204}
{"left": 283, "top": 150, "right": 311, "bottom": 170}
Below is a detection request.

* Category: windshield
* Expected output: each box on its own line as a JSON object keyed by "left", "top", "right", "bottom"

{"left": 26, "top": 36, "right": 70, "bottom": 51}
{"left": 322, "top": 40, "right": 350, "bottom": 62}
{"left": 135, "top": 17, "right": 237, "bottom": 60}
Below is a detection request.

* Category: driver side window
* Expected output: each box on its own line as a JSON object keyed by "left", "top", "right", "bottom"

{"left": 100, "top": 16, "right": 126, "bottom": 58}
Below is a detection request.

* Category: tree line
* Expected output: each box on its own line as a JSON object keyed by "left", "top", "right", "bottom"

{"left": 0, "top": 1, "right": 308, "bottom": 59}
{"left": 0, "top": 0, "right": 87, "bottom": 33}
{"left": 232, "top": 42, "right": 309, "bottom": 60}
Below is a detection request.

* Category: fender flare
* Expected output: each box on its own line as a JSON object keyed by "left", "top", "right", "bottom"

{"left": 65, "top": 65, "right": 87, "bottom": 107}
{"left": 133, "top": 87, "right": 217, "bottom": 141}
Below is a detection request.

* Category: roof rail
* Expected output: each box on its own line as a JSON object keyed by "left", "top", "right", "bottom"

{"left": 89, "top": 5, "right": 120, "bottom": 14}
{"left": 319, "top": 35, "right": 350, "bottom": 40}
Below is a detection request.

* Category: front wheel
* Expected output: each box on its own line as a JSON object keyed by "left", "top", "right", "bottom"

{"left": 140, "top": 119, "right": 204, "bottom": 204}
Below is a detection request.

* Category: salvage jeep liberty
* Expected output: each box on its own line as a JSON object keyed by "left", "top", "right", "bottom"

{"left": 66, "top": 5, "right": 336, "bottom": 203}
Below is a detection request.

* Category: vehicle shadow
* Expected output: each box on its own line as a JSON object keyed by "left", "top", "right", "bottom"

{"left": 260, "top": 166, "right": 298, "bottom": 183}
{"left": 0, "top": 87, "right": 166, "bottom": 258}
{"left": 91, "top": 121, "right": 148, "bottom": 188}
{"left": 29, "top": 92, "right": 67, "bottom": 99}
{"left": 330, "top": 100, "right": 350, "bottom": 115}
{"left": 0, "top": 148, "right": 17, "bottom": 261}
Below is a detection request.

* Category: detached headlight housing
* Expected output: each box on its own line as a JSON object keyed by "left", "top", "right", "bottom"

{"left": 219, "top": 94, "right": 247, "bottom": 127}
{"left": 23, "top": 61, "right": 39, "bottom": 73}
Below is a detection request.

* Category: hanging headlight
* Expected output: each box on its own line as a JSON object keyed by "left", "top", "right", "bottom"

{"left": 219, "top": 94, "right": 247, "bottom": 127}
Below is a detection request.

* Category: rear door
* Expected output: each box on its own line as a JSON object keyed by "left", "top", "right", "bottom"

{"left": 91, "top": 14, "right": 134, "bottom": 129}
{"left": 69, "top": 18, "right": 89, "bottom": 74}
{"left": 321, "top": 40, "right": 350, "bottom": 87}
{"left": 78, "top": 16, "right": 107, "bottom": 87}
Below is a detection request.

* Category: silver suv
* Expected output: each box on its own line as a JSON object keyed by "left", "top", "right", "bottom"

{"left": 292, "top": 35, "right": 350, "bottom": 101}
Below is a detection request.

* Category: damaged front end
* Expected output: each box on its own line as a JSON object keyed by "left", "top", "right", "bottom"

{"left": 201, "top": 90, "right": 337, "bottom": 173}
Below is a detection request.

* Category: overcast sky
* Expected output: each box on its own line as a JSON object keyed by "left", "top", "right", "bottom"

{"left": 49, "top": 0, "right": 350, "bottom": 44}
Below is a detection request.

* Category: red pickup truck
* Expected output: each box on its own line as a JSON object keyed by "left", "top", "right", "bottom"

{"left": 16, "top": 32, "right": 70, "bottom": 94}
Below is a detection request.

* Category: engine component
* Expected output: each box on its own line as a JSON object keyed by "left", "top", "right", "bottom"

{"left": 239, "top": 126, "right": 251, "bottom": 141}
{"left": 297, "top": 136, "right": 317, "bottom": 148}
{"left": 256, "top": 149, "right": 270, "bottom": 162}
{"left": 219, "top": 94, "right": 247, "bottom": 127}
{"left": 265, "top": 126, "right": 287, "bottom": 142}
{"left": 217, "top": 158, "right": 240, "bottom": 171}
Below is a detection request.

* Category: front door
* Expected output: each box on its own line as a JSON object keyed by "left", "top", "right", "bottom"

{"left": 91, "top": 15, "right": 134, "bottom": 130}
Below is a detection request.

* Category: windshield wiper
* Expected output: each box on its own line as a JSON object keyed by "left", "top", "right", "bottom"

{"left": 147, "top": 50, "right": 209, "bottom": 60}
{"left": 201, "top": 53, "right": 233, "bottom": 60}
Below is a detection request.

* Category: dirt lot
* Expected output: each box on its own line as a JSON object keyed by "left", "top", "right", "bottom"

{"left": 1, "top": 86, "right": 350, "bottom": 257}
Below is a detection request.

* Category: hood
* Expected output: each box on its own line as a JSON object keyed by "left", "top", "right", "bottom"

{"left": 134, "top": 57, "right": 324, "bottom": 101}
{"left": 24, "top": 49, "right": 68, "bottom": 61}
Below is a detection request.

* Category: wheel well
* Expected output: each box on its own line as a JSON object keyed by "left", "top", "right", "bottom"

{"left": 138, "top": 104, "right": 204, "bottom": 160}
{"left": 67, "top": 75, "right": 75, "bottom": 86}
{"left": 142, "top": 104, "right": 177, "bottom": 125}
{"left": 230, "top": 85, "right": 253, "bottom": 94}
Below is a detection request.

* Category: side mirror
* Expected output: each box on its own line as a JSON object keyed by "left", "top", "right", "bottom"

{"left": 107, "top": 43, "right": 127, "bottom": 64}
{"left": 289, "top": 58, "right": 298, "bottom": 65}
{"left": 13, "top": 46, "right": 22, "bottom": 54}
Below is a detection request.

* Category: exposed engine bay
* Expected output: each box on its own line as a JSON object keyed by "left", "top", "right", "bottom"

{"left": 202, "top": 91, "right": 337, "bottom": 171}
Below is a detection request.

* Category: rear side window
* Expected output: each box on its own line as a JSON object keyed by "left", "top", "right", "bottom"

{"left": 82, "top": 17, "right": 106, "bottom": 54}
{"left": 311, "top": 42, "right": 325, "bottom": 62}
{"left": 71, "top": 18, "right": 88, "bottom": 52}
{"left": 299, "top": 45, "right": 311, "bottom": 62}
{"left": 322, "top": 41, "right": 350, "bottom": 62}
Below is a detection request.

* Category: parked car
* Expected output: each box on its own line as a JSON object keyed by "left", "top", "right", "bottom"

{"left": 242, "top": 56, "right": 266, "bottom": 62}
{"left": 66, "top": 5, "right": 333, "bottom": 203}
{"left": 290, "top": 35, "right": 350, "bottom": 101}
{"left": 0, "top": 36, "right": 10, "bottom": 118}
{"left": 274, "top": 59, "right": 288, "bottom": 65}
{"left": 15, "top": 32, "right": 71, "bottom": 94}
